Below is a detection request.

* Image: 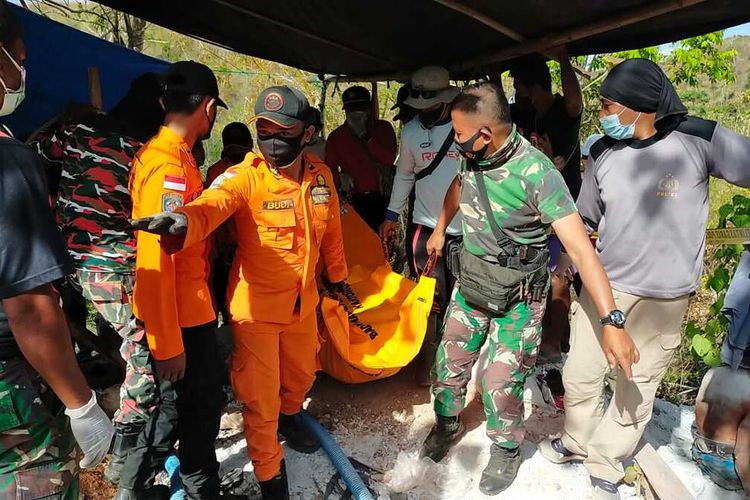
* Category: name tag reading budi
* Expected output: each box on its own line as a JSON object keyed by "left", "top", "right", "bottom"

{"left": 263, "top": 199, "right": 294, "bottom": 210}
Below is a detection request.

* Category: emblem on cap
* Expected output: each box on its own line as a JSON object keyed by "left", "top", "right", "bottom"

{"left": 264, "top": 92, "right": 284, "bottom": 112}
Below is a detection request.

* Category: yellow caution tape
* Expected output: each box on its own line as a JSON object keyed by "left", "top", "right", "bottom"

{"left": 583, "top": 227, "right": 749, "bottom": 245}
{"left": 705, "top": 227, "right": 750, "bottom": 245}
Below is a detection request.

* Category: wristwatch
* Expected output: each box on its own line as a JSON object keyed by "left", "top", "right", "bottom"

{"left": 600, "top": 309, "right": 626, "bottom": 329}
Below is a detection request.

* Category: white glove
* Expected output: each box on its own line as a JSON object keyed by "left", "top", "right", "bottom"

{"left": 64, "top": 390, "right": 115, "bottom": 468}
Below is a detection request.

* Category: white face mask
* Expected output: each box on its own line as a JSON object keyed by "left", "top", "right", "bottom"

{"left": 0, "top": 47, "right": 25, "bottom": 117}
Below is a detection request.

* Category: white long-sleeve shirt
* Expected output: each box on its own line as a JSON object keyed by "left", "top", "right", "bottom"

{"left": 386, "top": 120, "right": 463, "bottom": 235}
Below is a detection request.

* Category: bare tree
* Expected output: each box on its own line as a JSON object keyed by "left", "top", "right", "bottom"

{"left": 25, "top": 1, "right": 148, "bottom": 52}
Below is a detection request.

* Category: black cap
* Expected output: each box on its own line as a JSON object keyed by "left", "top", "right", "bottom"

{"left": 390, "top": 83, "right": 411, "bottom": 111}
{"left": 342, "top": 86, "right": 371, "bottom": 109}
{"left": 163, "top": 61, "right": 227, "bottom": 108}
{"left": 252, "top": 86, "right": 310, "bottom": 128}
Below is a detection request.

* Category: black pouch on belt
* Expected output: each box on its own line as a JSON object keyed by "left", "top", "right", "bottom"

{"left": 458, "top": 246, "right": 548, "bottom": 315}
{"left": 457, "top": 168, "right": 549, "bottom": 315}
{"left": 445, "top": 238, "right": 463, "bottom": 279}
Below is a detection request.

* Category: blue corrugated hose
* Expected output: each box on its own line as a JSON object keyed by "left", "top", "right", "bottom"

{"left": 299, "top": 410, "right": 375, "bottom": 500}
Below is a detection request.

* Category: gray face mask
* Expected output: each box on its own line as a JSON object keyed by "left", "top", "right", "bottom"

{"left": 257, "top": 133, "right": 306, "bottom": 169}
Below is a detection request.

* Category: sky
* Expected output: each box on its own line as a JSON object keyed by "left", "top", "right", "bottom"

{"left": 726, "top": 23, "right": 750, "bottom": 37}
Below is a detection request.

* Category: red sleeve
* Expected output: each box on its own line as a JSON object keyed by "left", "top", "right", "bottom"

{"left": 366, "top": 121, "right": 397, "bottom": 166}
{"left": 325, "top": 131, "right": 343, "bottom": 188}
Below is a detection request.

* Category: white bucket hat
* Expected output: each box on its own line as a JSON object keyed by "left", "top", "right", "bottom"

{"left": 404, "top": 65, "right": 460, "bottom": 110}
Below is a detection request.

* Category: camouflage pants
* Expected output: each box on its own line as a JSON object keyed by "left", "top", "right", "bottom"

{"left": 432, "top": 286, "right": 546, "bottom": 449}
{"left": 75, "top": 270, "right": 157, "bottom": 427}
{"left": 0, "top": 357, "right": 80, "bottom": 499}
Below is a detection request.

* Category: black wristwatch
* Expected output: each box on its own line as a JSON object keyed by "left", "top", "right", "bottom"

{"left": 600, "top": 309, "right": 626, "bottom": 329}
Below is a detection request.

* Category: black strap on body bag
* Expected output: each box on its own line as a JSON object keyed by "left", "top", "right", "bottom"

{"left": 415, "top": 129, "right": 455, "bottom": 182}
{"left": 457, "top": 169, "right": 549, "bottom": 314}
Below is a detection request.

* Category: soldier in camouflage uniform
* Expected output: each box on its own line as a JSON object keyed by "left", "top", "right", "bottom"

{"left": 0, "top": 358, "right": 80, "bottom": 499}
{"left": 422, "top": 82, "right": 632, "bottom": 495}
{"left": 31, "top": 73, "right": 164, "bottom": 483}
{"left": 0, "top": 2, "right": 114, "bottom": 495}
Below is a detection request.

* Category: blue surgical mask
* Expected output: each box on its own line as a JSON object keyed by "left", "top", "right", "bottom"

{"left": 600, "top": 109, "right": 640, "bottom": 140}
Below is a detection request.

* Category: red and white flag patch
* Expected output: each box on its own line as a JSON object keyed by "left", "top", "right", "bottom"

{"left": 163, "top": 175, "right": 187, "bottom": 192}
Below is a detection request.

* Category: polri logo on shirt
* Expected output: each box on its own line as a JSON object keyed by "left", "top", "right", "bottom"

{"left": 656, "top": 173, "right": 680, "bottom": 199}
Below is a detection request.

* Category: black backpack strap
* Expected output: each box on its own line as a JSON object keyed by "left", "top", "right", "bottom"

{"left": 415, "top": 128, "right": 455, "bottom": 182}
{"left": 473, "top": 170, "right": 518, "bottom": 259}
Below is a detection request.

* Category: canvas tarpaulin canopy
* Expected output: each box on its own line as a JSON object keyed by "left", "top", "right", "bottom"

{"left": 91, "top": 0, "right": 750, "bottom": 80}
{"left": 4, "top": 4, "right": 168, "bottom": 139}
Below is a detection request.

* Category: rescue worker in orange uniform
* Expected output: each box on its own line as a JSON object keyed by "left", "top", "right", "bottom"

{"left": 132, "top": 86, "right": 348, "bottom": 500}
{"left": 118, "top": 61, "right": 227, "bottom": 499}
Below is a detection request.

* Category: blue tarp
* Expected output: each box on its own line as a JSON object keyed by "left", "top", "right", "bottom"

{"left": 4, "top": 4, "right": 169, "bottom": 139}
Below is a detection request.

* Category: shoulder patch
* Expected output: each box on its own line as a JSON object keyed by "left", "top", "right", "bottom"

{"left": 209, "top": 170, "right": 237, "bottom": 190}
{"left": 676, "top": 115, "right": 717, "bottom": 142}
{"left": 589, "top": 135, "right": 617, "bottom": 162}
{"left": 162, "top": 192, "right": 183, "bottom": 212}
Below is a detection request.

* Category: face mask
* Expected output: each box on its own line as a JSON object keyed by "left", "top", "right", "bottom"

{"left": 419, "top": 105, "right": 446, "bottom": 128}
{"left": 199, "top": 108, "right": 216, "bottom": 141}
{"left": 257, "top": 133, "right": 305, "bottom": 169}
{"left": 600, "top": 108, "right": 640, "bottom": 140}
{"left": 0, "top": 47, "right": 25, "bottom": 117}
{"left": 455, "top": 129, "right": 488, "bottom": 161}
{"left": 346, "top": 110, "right": 369, "bottom": 126}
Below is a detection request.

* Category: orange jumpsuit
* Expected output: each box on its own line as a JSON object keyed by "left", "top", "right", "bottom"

{"left": 177, "top": 152, "right": 347, "bottom": 480}
{"left": 129, "top": 126, "right": 215, "bottom": 360}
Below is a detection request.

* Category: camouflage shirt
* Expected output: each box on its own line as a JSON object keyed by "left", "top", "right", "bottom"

{"left": 32, "top": 115, "right": 142, "bottom": 273}
{"left": 459, "top": 132, "right": 577, "bottom": 258}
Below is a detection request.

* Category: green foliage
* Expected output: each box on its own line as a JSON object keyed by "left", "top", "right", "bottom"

{"left": 683, "top": 195, "right": 749, "bottom": 367}
{"left": 569, "top": 31, "right": 738, "bottom": 139}
{"left": 669, "top": 33, "right": 737, "bottom": 86}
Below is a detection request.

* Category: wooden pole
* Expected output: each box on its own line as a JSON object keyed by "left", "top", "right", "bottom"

{"left": 454, "top": 0, "right": 710, "bottom": 72}
{"left": 323, "top": 73, "right": 409, "bottom": 84}
{"left": 88, "top": 66, "right": 103, "bottom": 110}
{"left": 634, "top": 443, "right": 694, "bottom": 500}
{"left": 433, "top": 0, "right": 525, "bottom": 42}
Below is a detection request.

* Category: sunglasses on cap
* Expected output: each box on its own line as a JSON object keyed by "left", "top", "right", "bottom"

{"left": 409, "top": 88, "right": 441, "bottom": 99}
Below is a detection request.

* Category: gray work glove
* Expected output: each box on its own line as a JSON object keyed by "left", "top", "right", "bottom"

{"left": 131, "top": 211, "right": 188, "bottom": 236}
{"left": 64, "top": 390, "right": 115, "bottom": 468}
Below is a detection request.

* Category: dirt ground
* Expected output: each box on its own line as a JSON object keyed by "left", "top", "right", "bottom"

{"left": 80, "top": 462, "right": 117, "bottom": 499}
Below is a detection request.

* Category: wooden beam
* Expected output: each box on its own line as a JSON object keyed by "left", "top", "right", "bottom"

{"left": 88, "top": 66, "right": 102, "bottom": 110}
{"left": 454, "top": 0, "right": 710, "bottom": 73}
{"left": 323, "top": 73, "right": 410, "bottom": 84}
{"left": 211, "top": 0, "right": 392, "bottom": 67}
{"left": 436, "top": 0, "right": 593, "bottom": 80}
{"left": 634, "top": 443, "right": 694, "bottom": 500}
{"left": 433, "top": 0, "right": 525, "bottom": 42}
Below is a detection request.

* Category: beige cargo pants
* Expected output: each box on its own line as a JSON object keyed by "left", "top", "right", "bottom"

{"left": 561, "top": 288, "right": 689, "bottom": 482}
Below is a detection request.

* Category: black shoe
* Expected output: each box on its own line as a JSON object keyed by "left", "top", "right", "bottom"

{"left": 114, "top": 485, "right": 170, "bottom": 500}
{"left": 278, "top": 413, "right": 321, "bottom": 453}
{"left": 420, "top": 415, "right": 464, "bottom": 462}
{"left": 105, "top": 425, "right": 143, "bottom": 485}
{"left": 258, "top": 460, "right": 289, "bottom": 500}
{"left": 479, "top": 444, "right": 522, "bottom": 495}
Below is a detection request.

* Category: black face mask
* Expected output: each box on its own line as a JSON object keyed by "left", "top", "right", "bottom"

{"left": 455, "top": 129, "right": 489, "bottom": 161}
{"left": 419, "top": 105, "right": 446, "bottom": 128}
{"left": 199, "top": 110, "right": 215, "bottom": 141}
{"left": 257, "top": 133, "right": 305, "bottom": 169}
